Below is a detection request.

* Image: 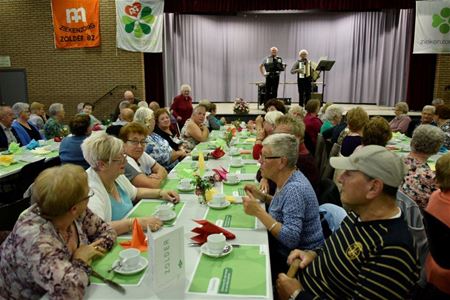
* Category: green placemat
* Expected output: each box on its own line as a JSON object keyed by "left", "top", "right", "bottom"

{"left": 205, "top": 204, "right": 256, "bottom": 229}
{"left": 234, "top": 143, "right": 253, "bottom": 150}
{"left": 162, "top": 179, "right": 182, "bottom": 190}
{"left": 128, "top": 200, "right": 185, "bottom": 225}
{"left": 188, "top": 245, "right": 267, "bottom": 296}
{"left": 228, "top": 164, "right": 259, "bottom": 174}
{"left": 222, "top": 180, "right": 255, "bottom": 196}
{"left": 0, "top": 161, "right": 26, "bottom": 175}
{"left": 90, "top": 239, "right": 147, "bottom": 285}
{"left": 174, "top": 161, "right": 196, "bottom": 171}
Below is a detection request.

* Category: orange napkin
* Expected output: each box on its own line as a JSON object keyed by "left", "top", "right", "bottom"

{"left": 191, "top": 219, "right": 236, "bottom": 245}
{"left": 119, "top": 218, "right": 148, "bottom": 252}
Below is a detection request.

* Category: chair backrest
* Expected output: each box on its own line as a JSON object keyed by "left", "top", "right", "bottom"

{"left": 318, "top": 178, "right": 341, "bottom": 206}
{"left": 18, "top": 159, "right": 46, "bottom": 196}
{"left": 0, "top": 197, "right": 30, "bottom": 231}
{"left": 423, "top": 209, "right": 450, "bottom": 269}
{"left": 44, "top": 156, "right": 61, "bottom": 170}
{"left": 0, "top": 172, "right": 21, "bottom": 203}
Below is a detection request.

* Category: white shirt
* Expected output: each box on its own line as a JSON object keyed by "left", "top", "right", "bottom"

{"left": 126, "top": 152, "right": 156, "bottom": 176}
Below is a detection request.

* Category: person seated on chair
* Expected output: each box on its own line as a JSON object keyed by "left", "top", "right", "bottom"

{"left": 0, "top": 106, "right": 20, "bottom": 150}
{"left": 207, "top": 103, "right": 226, "bottom": 130}
{"left": 406, "top": 105, "right": 436, "bottom": 137}
{"left": 28, "top": 102, "right": 47, "bottom": 134}
{"left": 59, "top": 114, "right": 92, "bottom": 169}
{"left": 276, "top": 145, "right": 419, "bottom": 300}
{"left": 119, "top": 122, "right": 171, "bottom": 188}
{"left": 81, "top": 102, "right": 101, "bottom": 127}
{"left": 252, "top": 110, "right": 284, "bottom": 160}
{"left": 303, "top": 99, "right": 322, "bottom": 152}
{"left": 149, "top": 101, "right": 160, "bottom": 111}
{"left": 354, "top": 116, "right": 392, "bottom": 153}
{"left": 180, "top": 104, "right": 209, "bottom": 152}
{"left": 339, "top": 106, "right": 369, "bottom": 157}
{"left": 434, "top": 104, "right": 450, "bottom": 149}
{"left": 243, "top": 133, "right": 323, "bottom": 277}
{"left": 134, "top": 107, "right": 185, "bottom": 171}
{"left": 288, "top": 105, "right": 306, "bottom": 121}
{"left": 0, "top": 164, "right": 116, "bottom": 299}
{"left": 11, "top": 102, "right": 43, "bottom": 145}
{"left": 389, "top": 101, "right": 412, "bottom": 134}
{"left": 265, "top": 98, "right": 287, "bottom": 114}
{"left": 44, "top": 103, "right": 67, "bottom": 139}
{"left": 81, "top": 131, "right": 179, "bottom": 235}
{"left": 399, "top": 125, "right": 444, "bottom": 209}
{"left": 320, "top": 104, "right": 343, "bottom": 134}
{"left": 424, "top": 152, "right": 450, "bottom": 297}
{"left": 154, "top": 108, "right": 185, "bottom": 153}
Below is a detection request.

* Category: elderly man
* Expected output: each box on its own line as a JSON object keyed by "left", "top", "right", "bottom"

{"left": 291, "top": 50, "right": 314, "bottom": 107}
{"left": 276, "top": 145, "right": 419, "bottom": 300}
{"left": 260, "top": 47, "right": 285, "bottom": 103}
{"left": 123, "top": 90, "right": 135, "bottom": 104}
{"left": 407, "top": 105, "right": 437, "bottom": 137}
{"left": 149, "top": 101, "right": 160, "bottom": 111}
{"left": 0, "top": 105, "right": 20, "bottom": 149}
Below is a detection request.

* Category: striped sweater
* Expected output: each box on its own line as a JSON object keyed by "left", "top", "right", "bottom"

{"left": 298, "top": 211, "right": 419, "bottom": 299}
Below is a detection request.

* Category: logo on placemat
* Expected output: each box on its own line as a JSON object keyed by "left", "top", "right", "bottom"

{"left": 432, "top": 7, "right": 450, "bottom": 34}
{"left": 122, "top": 1, "right": 156, "bottom": 38}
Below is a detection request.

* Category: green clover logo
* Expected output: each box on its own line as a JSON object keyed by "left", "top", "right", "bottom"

{"left": 432, "top": 7, "right": 450, "bottom": 34}
{"left": 122, "top": 5, "right": 156, "bottom": 38}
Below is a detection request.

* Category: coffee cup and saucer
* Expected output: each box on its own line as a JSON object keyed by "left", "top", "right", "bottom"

{"left": 112, "top": 248, "right": 148, "bottom": 275}
{"left": 207, "top": 194, "right": 230, "bottom": 210}
{"left": 177, "top": 178, "right": 194, "bottom": 192}
{"left": 229, "top": 147, "right": 240, "bottom": 156}
{"left": 154, "top": 204, "right": 176, "bottom": 222}
{"left": 200, "top": 234, "right": 233, "bottom": 258}
{"left": 223, "top": 174, "right": 240, "bottom": 185}
{"left": 230, "top": 157, "right": 244, "bottom": 168}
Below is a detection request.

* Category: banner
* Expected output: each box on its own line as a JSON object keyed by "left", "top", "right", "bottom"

{"left": 414, "top": 1, "right": 450, "bottom": 53}
{"left": 51, "top": 0, "right": 100, "bottom": 49}
{"left": 116, "top": 0, "right": 164, "bottom": 52}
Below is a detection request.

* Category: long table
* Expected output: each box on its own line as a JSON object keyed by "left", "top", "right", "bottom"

{"left": 84, "top": 130, "right": 273, "bottom": 299}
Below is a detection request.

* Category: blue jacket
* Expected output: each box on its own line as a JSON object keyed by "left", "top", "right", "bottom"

{"left": 11, "top": 120, "right": 43, "bottom": 146}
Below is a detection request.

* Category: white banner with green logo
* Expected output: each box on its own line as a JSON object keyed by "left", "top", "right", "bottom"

{"left": 116, "top": 0, "right": 163, "bottom": 52}
{"left": 414, "top": 1, "right": 450, "bottom": 53}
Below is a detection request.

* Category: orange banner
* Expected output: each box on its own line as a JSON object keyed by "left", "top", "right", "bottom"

{"left": 51, "top": 0, "right": 100, "bottom": 49}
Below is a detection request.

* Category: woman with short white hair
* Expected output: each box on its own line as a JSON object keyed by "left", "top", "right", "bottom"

{"left": 81, "top": 131, "right": 180, "bottom": 235}
{"left": 11, "top": 102, "right": 43, "bottom": 145}
{"left": 44, "top": 103, "right": 66, "bottom": 139}
{"left": 171, "top": 83, "right": 193, "bottom": 127}
{"left": 252, "top": 110, "right": 284, "bottom": 160}
{"left": 320, "top": 104, "right": 343, "bottom": 133}
{"left": 389, "top": 101, "right": 411, "bottom": 133}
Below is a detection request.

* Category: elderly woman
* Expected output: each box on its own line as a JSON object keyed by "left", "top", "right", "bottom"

{"left": 207, "top": 103, "right": 226, "bottom": 130}
{"left": 154, "top": 108, "right": 184, "bottom": 152}
{"left": 134, "top": 107, "right": 185, "bottom": 170}
{"left": 81, "top": 132, "right": 179, "bottom": 235}
{"left": 180, "top": 104, "right": 209, "bottom": 152}
{"left": 252, "top": 110, "right": 284, "bottom": 160}
{"left": 389, "top": 101, "right": 411, "bottom": 133}
{"left": 303, "top": 99, "right": 322, "bottom": 150}
{"left": 339, "top": 106, "right": 369, "bottom": 156}
{"left": 264, "top": 99, "right": 287, "bottom": 114}
{"left": 320, "top": 104, "right": 343, "bottom": 133}
{"left": 243, "top": 133, "right": 323, "bottom": 274}
{"left": 0, "top": 164, "right": 116, "bottom": 299}
{"left": 119, "top": 122, "right": 170, "bottom": 188}
{"left": 28, "top": 102, "right": 47, "bottom": 132}
{"left": 399, "top": 125, "right": 444, "bottom": 209}
{"left": 425, "top": 153, "right": 450, "bottom": 297}
{"left": 171, "top": 84, "right": 193, "bottom": 128}
{"left": 11, "top": 102, "right": 43, "bottom": 145}
{"left": 434, "top": 104, "right": 450, "bottom": 149}
{"left": 288, "top": 104, "right": 306, "bottom": 120}
{"left": 59, "top": 114, "right": 91, "bottom": 169}
{"left": 44, "top": 103, "right": 67, "bottom": 139}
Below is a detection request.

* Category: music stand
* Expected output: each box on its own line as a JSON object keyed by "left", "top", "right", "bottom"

{"left": 316, "top": 60, "right": 335, "bottom": 104}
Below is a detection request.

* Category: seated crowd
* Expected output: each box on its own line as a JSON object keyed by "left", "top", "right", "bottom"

{"left": 0, "top": 88, "right": 450, "bottom": 299}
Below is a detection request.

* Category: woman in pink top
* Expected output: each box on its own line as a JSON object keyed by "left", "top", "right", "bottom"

{"left": 389, "top": 101, "right": 411, "bottom": 133}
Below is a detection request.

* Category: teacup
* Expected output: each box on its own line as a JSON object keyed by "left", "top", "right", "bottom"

{"left": 211, "top": 194, "right": 226, "bottom": 206}
{"left": 229, "top": 147, "right": 239, "bottom": 155}
{"left": 180, "top": 179, "right": 191, "bottom": 189}
{"left": 119, "top": 248, "right": 140, "bottom": 270}
{"left": 231, "top": 157, "right": 243, "bottom": 166}
{"left": 207, "top": 233, "right": 226, "bottom": 254}
{"left": 155, "top": 204, "right": 172, "bottom": 218}
{"left": 227, "top": 174, "right": 239, "bottom": 183}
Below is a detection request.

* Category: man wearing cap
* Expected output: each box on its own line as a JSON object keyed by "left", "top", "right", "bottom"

{"left": 276, "top": 145, "right": 419, "bottom": 300}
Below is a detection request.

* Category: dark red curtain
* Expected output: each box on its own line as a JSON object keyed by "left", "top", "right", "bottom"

{"left": 144, "top": 53, "right": 165, "bottom": 107}
{"left": 406, "top": 54, "right": 437, "bottom": 111}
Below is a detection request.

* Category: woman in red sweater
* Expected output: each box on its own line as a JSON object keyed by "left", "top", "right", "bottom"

{"left": 171, "top": 84, "right": 193, "bottom": 128}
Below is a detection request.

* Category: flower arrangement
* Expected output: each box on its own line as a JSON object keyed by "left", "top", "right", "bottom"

{"left": 233, "top": 97, "right": 250, "bottom": 115}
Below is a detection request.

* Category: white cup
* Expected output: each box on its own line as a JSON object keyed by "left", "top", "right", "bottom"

{"left": 156, "top": 204, "right": 172, "bottom": 218}
{"left": 211, "top": 194, "right": 226, "bottom": 206}
{"left": 231, "top": 157, "right": 242, "bottom": 166}
{"left": 207, "top": 234, "right": 226, "bottom": 254}
{"left": 229, "top": 147, "right": 239, "bottom": 155}
{"left": 227, "top": 174, "right": 239, "bottom": 183}
{"left": 119, "top": 248, "right": 140, "bottom": 270}
{"left": 180, "top": 179, "right": 191, "bottom": 189}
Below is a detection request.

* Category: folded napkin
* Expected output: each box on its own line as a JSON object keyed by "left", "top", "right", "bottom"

{"left": 92, "top": 123, "right": 103, "bottom": 131}
{"left": 210, "top": 147, "right": 225, "bottom": 159}
{"left": 119, "top": 218, "right": 148, "bottom": 252}
{"left": 212, "top": 167, "right": 228, "bottom": 180}
{"left": 26, "top": 139, "right": 39, "bottom": 150}
{"left": 191, "top": 219, "right": 236, "bottom": 245}
{"left": 8, "top": 142, "right": 20, "bottom": 153}
{"left": 225, "top": 195, "right": 237, "bottom": 203}
{"left": 0, "top": 155, "right": 14, "bottom": 166}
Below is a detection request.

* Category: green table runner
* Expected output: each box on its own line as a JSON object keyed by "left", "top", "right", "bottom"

{"left": 234, "top": 143, "right": 253, "bottom": 150}
{"left": 128, "top": 200, "right": 185, "bottom": 226}
{"left": 222, "top": 179, "right": 256, "bottom": 196}
{"left": 228, "top": 164, "right": 259, "bottom": 174}
{"left": 205, "top": 205, "right": 256, "bottom": 229}
{"left": 162, "top": 179, "right": 182, "bottom": 191}
{"left": 188, "top": 245, "right": 267, "bottom": 297}
{"left": 90, "top": 239, "right": 148, "bottom": 285}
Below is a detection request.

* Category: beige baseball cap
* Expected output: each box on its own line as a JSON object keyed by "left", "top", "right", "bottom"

{"left": 330, "top": 145, "right": 407, "bottom": 187}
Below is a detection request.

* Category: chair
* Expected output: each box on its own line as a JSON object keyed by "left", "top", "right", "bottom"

{"left": 0, "top": 197, "right": 30, "bottom": 231}
{"left": 423, "top": 209, "right": 450, "bottom": 269}
{"left": 0, "top": 172, "right": 21, "bottom": 203}
{"left": 318, "top": 178, "right": 341, "bottom": 206}
{"left": 17, "top": 159, "right": 46, "bottom": 197}
{"left": 43, "top": 156, "right": 61, "bottom": 169}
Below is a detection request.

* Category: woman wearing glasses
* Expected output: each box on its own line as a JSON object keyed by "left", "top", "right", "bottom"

{"left": 81, "top": 132, "right": 179, "bottom": 235}
{"left": 0, "top": 164, "right": 116, "bottom": 299}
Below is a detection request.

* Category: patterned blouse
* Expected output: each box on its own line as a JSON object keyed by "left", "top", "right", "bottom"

{"left": 180, "top": 119, "right": 200, "bottom": 152}
{"left": 145, "top": 132, "right": 177, "bottom": 170}
{"left": 44, "top": 117, "right": 66, "bottom": 139}
{"left": 0, "top": 205, "right": 116, "bottom": 300}
{"left": 439, "top": 119, "right": 450, "bottom": 149}
{"left": 399, "top": 155, "right": 437, "bottom": 209}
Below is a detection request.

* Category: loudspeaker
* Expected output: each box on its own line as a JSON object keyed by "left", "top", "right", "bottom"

{"left": 258, "top": 84, "right": 266, "bottom": 105}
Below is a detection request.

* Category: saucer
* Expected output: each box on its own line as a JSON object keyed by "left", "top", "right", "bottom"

{"left": 177, "top": 185, "right": 195, "bottom": 192}
{"left": 223, "top": 180, "right": 240, "bottom": 185}
{"left": 230, "top": 162, "right": 244, "bottom": 168}
{"left": 229, "top": 151, "right": 241, "bottom": 157}
{"left": 112, "top": 256, "right": 148, "bottom": 275}
{"left": 200, "top": 243, "right": 233, "bottom": 258}
{"left": 208, "top": 200, "right": 231, "bottom": 210}
{"left": 154, "top": 210, "right": 177, "bottom": 222}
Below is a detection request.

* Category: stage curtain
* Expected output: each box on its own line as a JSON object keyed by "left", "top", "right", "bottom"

{"left": 163, "top": 10, "right": 413, "bottom": 106}
{"left": 164, "top": 0, "right": 414, "bottom": 14}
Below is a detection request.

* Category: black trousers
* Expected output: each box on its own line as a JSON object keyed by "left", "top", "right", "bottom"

{"left": 297, "top": 77, "right": 312, "bottom": 106}
{"left": 265, "top": 75, "right": 279, "bottom": 103}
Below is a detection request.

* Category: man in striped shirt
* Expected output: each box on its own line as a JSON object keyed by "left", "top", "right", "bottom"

{"left": 276, "top": 145, "right": 419, "bottom": 299}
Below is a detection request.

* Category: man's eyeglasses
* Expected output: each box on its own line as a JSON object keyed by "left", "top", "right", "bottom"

{"left": 127, "top": 140, "right": 147, "bottom": 147}
{"left": 111, "top": 153, "right": 127, "bottom": 163}
{"left": 259, "top": 155, "right": 282, "bottom": 162}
